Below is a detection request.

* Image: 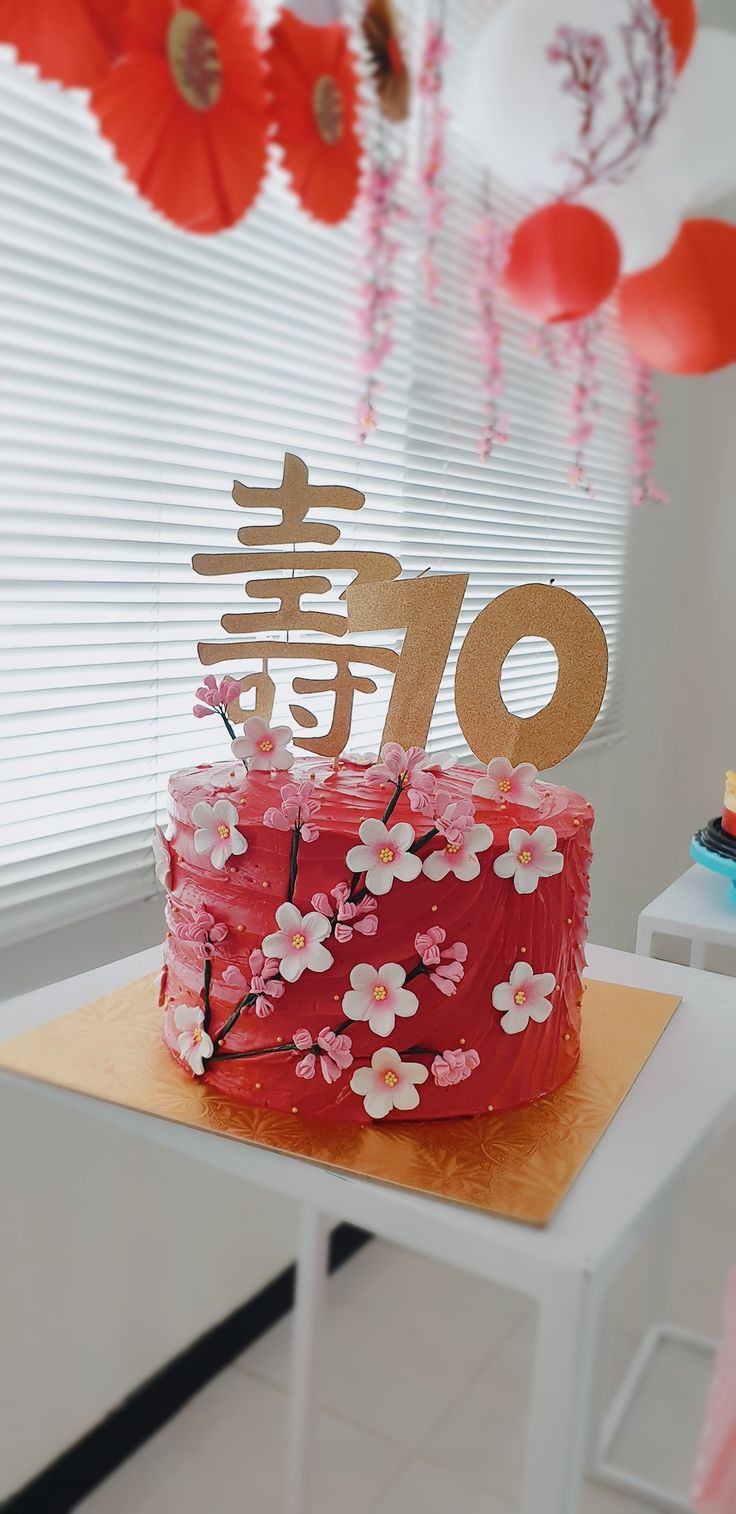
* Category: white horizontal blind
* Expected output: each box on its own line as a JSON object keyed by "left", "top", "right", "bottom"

{"left": 0, "top": 1, "right": 632, "bottom": 949}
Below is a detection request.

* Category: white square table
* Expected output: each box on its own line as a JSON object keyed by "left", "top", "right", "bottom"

{"left": 2, "top": 944, "right": 735, "bottom": 1514}
{"left": 636, "top": 862, "right": 736, "bottom": 969}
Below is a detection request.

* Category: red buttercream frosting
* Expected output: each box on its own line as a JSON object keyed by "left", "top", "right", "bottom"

{"left": 162, "top": 758, "right": 593, "bottom": 1122}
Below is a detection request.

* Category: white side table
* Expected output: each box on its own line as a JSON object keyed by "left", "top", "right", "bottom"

{"left": 636, "top": 863, "right": 736, "bottom": 970}
{"left": 2, "top": 945, "right": 735, "bottom": 1514}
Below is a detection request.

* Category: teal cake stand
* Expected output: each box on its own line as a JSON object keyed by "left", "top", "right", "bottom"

{"left": 690, "top": 829, "right": 736, "bottom": 900}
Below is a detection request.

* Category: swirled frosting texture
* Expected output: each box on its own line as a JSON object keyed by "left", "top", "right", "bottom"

{"left": 162, "top": 758, "right": 593, "bottom": 1122}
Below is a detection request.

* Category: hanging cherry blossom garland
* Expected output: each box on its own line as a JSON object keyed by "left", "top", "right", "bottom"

{"left": 356, "top": 126, "right": 407, "bottom": 442}
{"left": 473, "top": 186, "right": 509, "bottom": 462}
{"left": 564, "top": 314, "right": 601, "bottom": 497}
{"left": 629, "top": 354, "right": 668, "bottom": 507}
{"left": 417, "top": 10, "right": 450, "bottom": 302}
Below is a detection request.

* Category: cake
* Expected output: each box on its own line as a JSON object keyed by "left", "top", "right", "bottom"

{"left": 691, "top": 772, "right": 736, "bottom": 869}
{"left": 158, "top": 734, "right": 593, "bottom": 1123}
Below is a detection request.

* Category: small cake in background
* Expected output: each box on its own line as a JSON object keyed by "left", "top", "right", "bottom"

{"left": 691, "top": 772, "right": 736, "bottom": 889}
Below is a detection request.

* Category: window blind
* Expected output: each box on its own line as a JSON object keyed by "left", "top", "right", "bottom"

{"left": 0, "top": 2, "right": 633, "bottom": 949}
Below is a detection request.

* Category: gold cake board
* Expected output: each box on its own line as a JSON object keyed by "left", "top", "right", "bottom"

{"left": 0, "top": 977, "right": 679, "bottom": 1225}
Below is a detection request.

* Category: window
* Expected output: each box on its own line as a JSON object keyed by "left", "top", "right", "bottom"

{"left": 0, "top": 5, "right": 632, "bottom": 949}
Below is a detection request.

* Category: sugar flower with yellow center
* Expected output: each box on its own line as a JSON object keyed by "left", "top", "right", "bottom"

{"left": 342, "top": 961, "right": 419, "bottom": 1037}
{"left": 191, "top": 797, "right": 248, "bottom": 871}
{"left": 492, "top": 962, "right": 556, "bottom": 1035}
{"left": 262, "top": 902, "right": 333, "bottom": 983}
{"left": 350, "top": 1047, "right": 428, "bottom": 1120}
{"left": 173, "top": 1003, "right": 213, "bottom": 1075}
{"left": 346, "top": 818, "right": 421, "bottom": 896}
{"left": 423, "top": 821, "right": 493, "bottom": 883}
{"left": 472, "top": 757, "right": 542, "bottom": 809}
{"left": 231, "top": 715, "right": 294, "bottom": 772}
{"left": 493, "top": 826, "right": 563, "bottom": 895}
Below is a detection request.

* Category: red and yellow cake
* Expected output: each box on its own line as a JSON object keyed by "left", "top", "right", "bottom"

{"left": 158, "top": 725, "right": 593, "bottom": 1123}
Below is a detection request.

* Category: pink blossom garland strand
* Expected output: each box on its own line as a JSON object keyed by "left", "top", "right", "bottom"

{"left": 565, "top": 314, "right": 601, "bottom": 497}
{"left": 629, "top": 354, "right": 668, "bottom": 507}
{"left": 356, "top": 144, "right": 407, "bottom": 442}
{"left": 417, "top": 17, "right": 450, "bottom": 303}
{"left": 473, "top": 201, "right": 510, "bottom": 461}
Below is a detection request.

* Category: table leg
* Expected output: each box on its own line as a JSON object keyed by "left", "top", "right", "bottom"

{"left": 688, "top": 938, "right": 707, "bottom": 970}
{"left": 521, "top": 1272, "right": 602, "bottom": 1514}
{"left": 283, "top": 1204, "right": 330, "bottom": 1514}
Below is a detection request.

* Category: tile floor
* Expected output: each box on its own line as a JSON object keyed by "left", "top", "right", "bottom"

{"left": 78, "top": 1121, "right": 736, "bottom": 1514}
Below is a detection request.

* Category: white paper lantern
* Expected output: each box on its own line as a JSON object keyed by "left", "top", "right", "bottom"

{"left": 462, "top": 0, "right": 676, "bottom": 201}
{"left": 649, "top": 29, "right": 736, "bottom": 212}
{"left": 582, "top": 154, "right": 684, "bottom": 274}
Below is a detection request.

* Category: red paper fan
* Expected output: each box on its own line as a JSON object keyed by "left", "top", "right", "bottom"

{"left": 0, "top": 0, "right": 123, "bottom": 88}
{"left": 267, "top": 9, "right": 361, "bottom": 225}
{"left": 91, "top": 0, "right": 269, "bottom": 235}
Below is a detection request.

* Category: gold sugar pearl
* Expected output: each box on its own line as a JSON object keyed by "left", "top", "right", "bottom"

{"left": 236, "top": 924, "right": 244, "bottom": 932}
{"left": 459, "top": 1037, "right": 466, "bottom": 1046}
{"left": 567, "top": 917, "right": 573, "bottom": 925}
{"left": 291, "top": 1106, "right": 299, "bottom": 1114}
{"left": 564, "top": 1034, "right": 571, "bottom": 1042}
{"left": 487, "top": 1104, "right": 494, "bottom": 1113}
{"left": 276, "top": 1036, "right": 283, "bottom": 1044}
{"left": 520, "top": 945, "right": 526, "bottom": 954}
{"left": 262, "top": 881, "right": 269, "bottom": 888}
{"left": 573, "top": 818, "right": 580, "bottom": 827}
{"left": 431, "top": 904, "right": 438, "bottom": 913}
{"left": 333, "top": 995, "right": 340, "bottom": 1002}
{"left": 255, "top": 1081, "right": 262, "bottom": 1090}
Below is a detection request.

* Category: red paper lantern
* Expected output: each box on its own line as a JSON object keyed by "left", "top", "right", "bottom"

{"left": 91, "top": 0, "right": 269, "bottom": 235}
{"left": 503, "top": 204, "right": 621, "bottom": 325}
{"left": 618, "top": 219, "right": 736, "bottom": 376}
{"left": 267, "top": 10, "right": 361, "bottom": 225}
{"left": 652, "top": 0, "right": 697, "bottom": 73}
{"left": 0, "top": 0, "right": 123, "bottom": 88}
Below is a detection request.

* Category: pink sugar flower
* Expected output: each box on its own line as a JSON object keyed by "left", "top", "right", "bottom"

{"left": 350, "top": 1048, "right": 429, "bottom": 1120}
{"left": 168, "top": 902, "right": 227, "bottom": 953}
{"left": 222, "top": 964, "right": 246, "bottom": 991}
{"left": 493, "top": 826, "right": 563, "bottom": 895}
{"left": 191, "top": 798, "right": 248, "bottom": 871}
{"left": 432, "top": 789, "right": 476, "bottom": 846}
{"left": 472, "top": 758, "right": 541, "bottom": 809}
{"left": 342, "top": 962, "right": 419, "bottom": 1038}
{"left": 173, "top": 1004, "right": 213, "bottom": 1076}
{"left": 311, "top": 883, "right": 378, "bottom": 942}
{"left": 415, "top": 926, "right": 468, "bottom": 995}
{"left": 262, "top": 903, "right": 333, "bottom": 983}
{"left": 431, "top": 1047, "right": 480, "bottom": 1087}
{"left": 247, "top": 946, "right": 284, "bottom": 1017}
{"left": 365, "top": 743, "right": 436, "bottom": 795}
{"left": 193, "top": 674, "right": 241, "bottom": 719}
{"left": 492, "top": 962, "right": 556, "bottom": 1035}
{"left": 346, "top": 819, "right": 421, "bottom": 897}
{"left": 231, "top": 716, "right": 294, "bottom": 773}
{"left": 423, "top": 822, "right": 493, "bottom": 883}
{"left": 264, "top": 780, "right": 320, "bottom": 843}
{"left": 292, "top": 1026, "right": 353, "bottom": 1083}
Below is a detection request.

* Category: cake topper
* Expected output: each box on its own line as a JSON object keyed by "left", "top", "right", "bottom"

{"left": 192, "top": 452, "right": 608, "bottom": 768}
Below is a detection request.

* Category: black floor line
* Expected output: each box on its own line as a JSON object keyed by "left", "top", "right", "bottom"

{"left": 4, "top": 1223, "right": 371, "bottom": 1514}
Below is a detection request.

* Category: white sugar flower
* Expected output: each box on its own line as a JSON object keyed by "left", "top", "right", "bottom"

{"left": 472, "top": 757, "right": 541, "bottom": 809}
{"left": 492, "top": 962, "right": 556, "bottom": 1035}
{"left": 152, "top": 825, "right": 172, "bottom": 890}
{"left": 262, "top": 902, "right": 334, "bottom": 983}
{"left": 345, "top": 819, "right": 421, "bottom": 896}
{"left": 350, "top": 1047, "right": 429, "bottom": 1120}
{"left": 493, "top": 825, "right": 563, "bottom": 894}
{"left": 191, "top": 798, "right": 248, "bottom": 871}
{"left": 173, "top": 1004, "right": 214, "bottom": 1075}
{"left": 423, "top": 823, "right": 493, "bottom": 882}
{"left": 231, "top": 716, "right": 294, "bottom": 772}
{"left": 342, "top": 962, "right": 419, "bottom": 1037}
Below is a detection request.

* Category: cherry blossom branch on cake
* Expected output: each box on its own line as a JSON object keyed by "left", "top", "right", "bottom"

{"left": 192, "top": 675, "right": 241, "bottom": 742}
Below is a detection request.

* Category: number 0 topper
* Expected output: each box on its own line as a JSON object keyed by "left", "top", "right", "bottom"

{"left": 193, "top": 453, "right": 608, "bottom": 769}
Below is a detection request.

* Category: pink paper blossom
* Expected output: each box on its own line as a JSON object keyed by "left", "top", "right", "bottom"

{"left": 629, "top": 354, "right": 668, "bottom": 508}
{"left": 418, "top": 19, "right": 450, "bottom": 301}
{"left": 474, "top": 209, "right": 510, "bottom": 460}
{"left": 247, "top": 946, "right": 285, "bottom": 1017}
{"left": 264, "top": 780, "right": 321, "bottom": 842}
{"left": 357, "top": 151, "right": 406, "bottom": 442}
{"left": 415, "top": 925, "right": 468, "bottom": 995}
{"left": 431, "top": 1047, "right": 480, "bottom": 1087}
{"left": 311, "top": 882, "right": 378, "bottom": 942}
{"left": 193, "top": 674, "right": 241, "bottom": 719}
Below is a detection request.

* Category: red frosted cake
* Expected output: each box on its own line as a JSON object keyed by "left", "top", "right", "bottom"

{"left": 158, "top": 728, "right": 593, "bottom": 1123}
